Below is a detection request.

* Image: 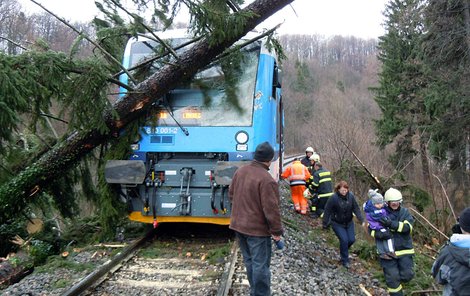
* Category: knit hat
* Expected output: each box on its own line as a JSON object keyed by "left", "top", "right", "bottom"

{"left": 254, "top": 142, "right": 274, "bottom": 162}
{"left": 368, "top": 189, "right": 384, "bottom": 205}
{"left": 459, "top": 207, "right": 470, "bottom": 233}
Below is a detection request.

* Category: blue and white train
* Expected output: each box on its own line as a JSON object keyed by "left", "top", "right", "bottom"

{"left": 105, "top": 29, "right": 284, "bottom": 226}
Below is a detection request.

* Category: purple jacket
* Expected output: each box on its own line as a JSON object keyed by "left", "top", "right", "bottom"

{"left": 363, "top": 199, "right": 388, "bottom": 230}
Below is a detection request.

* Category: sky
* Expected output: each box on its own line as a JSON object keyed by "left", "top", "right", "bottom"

{"left": 18, "top": 0, "right": 388, "bottom": 39}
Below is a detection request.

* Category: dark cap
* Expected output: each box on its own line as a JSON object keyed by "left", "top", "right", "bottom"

{"left": 254, "top": 142, "right": 274, "bottom": 162}
{"left": 459, "top": 207, "right": 470, "bottom": 233}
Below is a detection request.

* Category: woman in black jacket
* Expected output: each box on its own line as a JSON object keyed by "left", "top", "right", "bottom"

{"left": 322, "top": 180, "right": 364, "bottom": 269}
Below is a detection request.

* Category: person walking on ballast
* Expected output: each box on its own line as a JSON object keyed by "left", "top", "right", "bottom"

{"left": 281, "top": 158, "right": 311, "bottom": 215}
{"left": 322, "top": 180, "right": 364, "bottom": 269}
{"left": 229, "top": 141, "right": 284, "bottom": 296}
{"left": 306, "top": 161, "right": 333, "bottom": 218}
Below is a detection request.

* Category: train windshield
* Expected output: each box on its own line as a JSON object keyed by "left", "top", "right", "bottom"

{"left": 128, "top": 38, "right": 260, "bottom": 126}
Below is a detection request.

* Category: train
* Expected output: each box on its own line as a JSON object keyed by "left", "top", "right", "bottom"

{"left": 105, "top": 29, "right": 284, "bottom": 226}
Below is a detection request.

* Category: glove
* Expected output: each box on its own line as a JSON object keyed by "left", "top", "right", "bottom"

{"left": 380, "top": 217, "right": 399, "bottom": 230}
{"left": 374, "top": 229, "right": 391, "bottom": 240}
{"left": 379, "top": 217, "right": 392, "bottom": 227}
{"left": 303, "top": 189, "right": 312, "bottom": 199}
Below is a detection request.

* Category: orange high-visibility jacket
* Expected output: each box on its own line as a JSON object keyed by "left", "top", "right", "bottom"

{"left": 281, "top": 160, "right": 311, "bottom": 186}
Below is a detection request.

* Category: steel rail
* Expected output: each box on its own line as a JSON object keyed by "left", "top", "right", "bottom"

{"left": 62, "top": 228, "right": 156, "bottom": 296}
{"left": 216, "top": 241, "right": 239, "bottom": 296}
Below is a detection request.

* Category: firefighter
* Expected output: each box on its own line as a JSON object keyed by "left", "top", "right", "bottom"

{"left": 306, "top": 161, "right": 333, "bottom": 218}
{"left": 281, "top": 158, "right": 311, "bottom": 214}
{"left": 370, "top": 188, "right": 415, "bottom": 296}
{"left": 300, "top": 146, "right": 315, "bottom": 167}
{"left": 307, "top": 153, "right": 320, "bottom": 175}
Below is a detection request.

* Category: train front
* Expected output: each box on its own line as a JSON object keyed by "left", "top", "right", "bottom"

{"left": 105, "top": 31, "right": 283, "bottom": 225}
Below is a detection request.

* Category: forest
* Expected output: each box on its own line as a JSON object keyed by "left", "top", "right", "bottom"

{"left": 0, "top": 0, "right": 469, "bottom": 292}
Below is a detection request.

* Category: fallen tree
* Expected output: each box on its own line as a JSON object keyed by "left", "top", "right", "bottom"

{"left": 0, "top": 0, "right": 294, "bottom": 223}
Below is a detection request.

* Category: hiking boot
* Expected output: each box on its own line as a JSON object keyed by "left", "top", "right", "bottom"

{"left": 343, "top": 262, "right": 350, "bottom": 269}
{"left": 379, "top": 253, "right": 392, "bottom": 260}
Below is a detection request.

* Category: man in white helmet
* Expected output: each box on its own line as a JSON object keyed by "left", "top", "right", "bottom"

{"left": 307, "top": 153, "right": 320, "bottom": 175}
{"left": 369, "top": 187, "right": 415, "bottom": 296}
{"left": 300, "top": 146, "right": 315, "bottom": 167}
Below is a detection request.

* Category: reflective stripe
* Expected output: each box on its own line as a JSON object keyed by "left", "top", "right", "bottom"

{"left": 290, "top": 180, "right": 306, "bottom": 186}
{"left": 319, "top": 178, "right": 332, "bottom": 183}
{"left": 318, "top": 192, "right": 333, "bottom": 198}
{"left": 388, "top": 284, "right": 402, "bottom": 293}
{"left": 312, "top": 180, "right": 319, "bottom": 186}
{"left": 404, "top": 220, "right": 413, "bottom": 234}
{"left": 319, "top": 172, "right": 330, "bottom": 177}
{"left": 397, "top": 221, "right": 404, "bottom": 232}
{"left": 395, "top": 249, "right": 415, "bottom": 256}
{"left": 371, "top": 230, "right": 376, "bottom": 238}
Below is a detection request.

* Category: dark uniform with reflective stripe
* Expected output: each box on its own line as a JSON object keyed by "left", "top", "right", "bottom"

{"left": 306, "top": 166, "right": 333, "bottom": 217}
{"left": 370, "top": 205, "right": 415, "bottom": 296}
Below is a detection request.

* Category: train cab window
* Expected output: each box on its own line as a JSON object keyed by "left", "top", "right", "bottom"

{"left": 132, "top": 39, "right": 261, "bottom": 127}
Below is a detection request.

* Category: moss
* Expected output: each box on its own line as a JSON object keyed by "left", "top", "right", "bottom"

{"left": 52, "top": 278, "right": 71, "bottom": 289}
{"left": 35, "top": 255, "right": 94, "bottom": 273}
{"left": 206, "top": 243, "right": 231, "bottom": 265}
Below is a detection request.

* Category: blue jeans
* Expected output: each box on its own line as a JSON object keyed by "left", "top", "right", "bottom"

{"left": 331, "top": 221, "right": 356, "bottom": 265}
{"left": 236, "top": 232, "right": 272, "bottom": 296}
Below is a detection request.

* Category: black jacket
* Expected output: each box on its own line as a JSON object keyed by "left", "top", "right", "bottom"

{"left": 322, "top": 191, "right": 363, "bottom": 227}
{"left": 431, "top": 234, "right": 470, "bottom": 296}
{"left": 300, "top": 156, "right": 310, "bottom": 167}
{"left": 306, "top": 167, "right": 333, "bottom": 199}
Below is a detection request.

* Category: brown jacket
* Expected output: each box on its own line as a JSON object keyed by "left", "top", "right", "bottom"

{"left": 229, "top": 161, "right": 283, "bottom": 237}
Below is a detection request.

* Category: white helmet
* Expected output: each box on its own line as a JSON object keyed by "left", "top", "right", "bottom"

{"left": 305, "top": 146, "right": 314, "bottom": 153}
{"left": 384, "top": 187, "right": 403, "bottom": 202}
{"left": 309, "top": 153, "right": 320, "bottom": 162}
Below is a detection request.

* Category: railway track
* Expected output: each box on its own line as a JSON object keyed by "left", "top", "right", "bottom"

{"left": 59, "top": 155, "right": 302, "bottom": 295}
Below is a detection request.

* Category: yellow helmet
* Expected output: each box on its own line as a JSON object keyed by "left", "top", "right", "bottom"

{"left": 384, "top": 187, "right": 403, "bottom": 202}
{"left": 306, "top": 147, "right": 314, "bottom": 153}
{"left": 309, "top": 153, "right": 320, "bottom": 162}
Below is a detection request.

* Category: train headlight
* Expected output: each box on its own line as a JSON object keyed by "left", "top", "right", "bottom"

{"left": 235, "top": 131, "right": 249, "bottom": 144}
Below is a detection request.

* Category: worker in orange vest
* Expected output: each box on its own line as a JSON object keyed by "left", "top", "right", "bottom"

{"left": 281, "top": 158, "right": 311, "bottom": 214}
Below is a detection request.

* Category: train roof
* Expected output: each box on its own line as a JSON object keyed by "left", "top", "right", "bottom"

{"left": 125, "top": 28, "right": 277, "bottom": 59}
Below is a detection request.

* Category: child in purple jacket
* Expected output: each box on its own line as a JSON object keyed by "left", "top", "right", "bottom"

{"left": 363, "top": 189, "right": 396, "bottom": 259}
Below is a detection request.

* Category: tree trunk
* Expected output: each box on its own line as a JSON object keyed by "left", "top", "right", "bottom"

{"left": 0, "top": 0, "right": 295, "bottom": 223}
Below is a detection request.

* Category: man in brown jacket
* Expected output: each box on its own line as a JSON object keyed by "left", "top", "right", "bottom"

{"left": 229, "top": 141, "right": 284, "bottom": 296}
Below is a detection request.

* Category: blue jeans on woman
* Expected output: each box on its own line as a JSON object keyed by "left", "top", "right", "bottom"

{"left": 235, "top": 232, "right": 272, "bottom": 296}
{"left": 331, "top": 220, "right": 356, "bottom": 267}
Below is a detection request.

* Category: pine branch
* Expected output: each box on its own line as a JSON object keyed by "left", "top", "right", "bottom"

{"left": 0, "top": 36, "right": 27, "bottom": 51}
{"left": 108, "top": 0, "right": 180, "bottom": 61}
{"left": 226, "top": 0, "right": 241, "bottom": 12}
{"left": 112, "top": 36, "right": 204, "bottom": 79}
{"left": 38, "top": 112, "right": 69, "bottom": 124}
